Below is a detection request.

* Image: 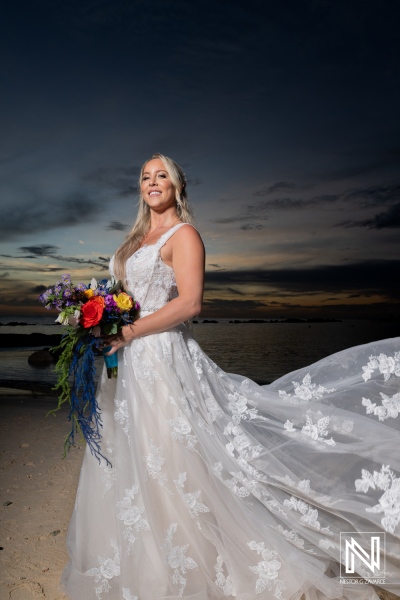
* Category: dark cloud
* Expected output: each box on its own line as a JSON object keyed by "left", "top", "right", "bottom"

{"left": 240, "top": 224, "right": 264, "bottom": 231}
{"left": 186, "top": 177, "right": 201, "bottom": 186}
{"left": 345, "top": 183, "right": 400, "bottom": 207}
{"left": 83, "top": 166, "right": 140, "bottom": 197}
{"left": 203, "top": 298, "right": 268, "bottom": 311}
{"left": 0, "top": 193, "right": 99, "bottom": 241}
{"left": 215, "top": 215, "right": 268, "bottom": 225}
{"left": 226, "top": 287, "right": 245, "bottom": 296}
{"left": 17, "top": 245, "right": 109, "bottom": 270}
{"left": 19, "top": 245, "right": 59, "bottom": 256}
{"left": 253, "top": 182, "right": 310, "bottom": 196}
{"left": 106, "top": 220, "right": 130, "bottom": 231}
{"left": 320, "top": 149, "right": 400, "bottom": 182}
{"left": 205, "top": 260, "right": 400, "bottom": 299}
{"left": 208, "top": 263, "right": 226, "bottom": 270}
{"left": 338, "top": 203, "right": 400, "bottom": 229}
{"left": 31, "top": 284, "right": 47, "bottom": 293}
{"left": 215, "top": 193, "right": 341, "bottom": 225}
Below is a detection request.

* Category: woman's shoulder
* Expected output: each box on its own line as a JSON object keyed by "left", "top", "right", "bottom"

{"left": 170, "top": 223, "right": 203, "bottom": 247}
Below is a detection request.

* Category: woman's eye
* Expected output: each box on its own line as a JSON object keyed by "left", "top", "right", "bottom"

{"left": 142, "top": 176, "right": 149, "bottom": 180}
{"left": 158, "top": 173, "right": 167, "bottom": 178}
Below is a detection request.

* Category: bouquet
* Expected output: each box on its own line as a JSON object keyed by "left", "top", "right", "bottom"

{"left": 39, "top": 273, "right": 140, "bottom": 463}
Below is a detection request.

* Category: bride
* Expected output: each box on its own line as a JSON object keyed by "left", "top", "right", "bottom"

{"left": 61, "top": 154, "right": 400, "bottom": 600}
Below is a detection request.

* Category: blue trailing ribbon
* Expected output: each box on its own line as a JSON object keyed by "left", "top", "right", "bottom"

{"left": 65, "top": 335, "right": 112, "bottom": 466}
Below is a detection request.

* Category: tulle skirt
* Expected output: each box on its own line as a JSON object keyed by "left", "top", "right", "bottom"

{"left": 61, "top": 324, "right": 400, "bottom": 600}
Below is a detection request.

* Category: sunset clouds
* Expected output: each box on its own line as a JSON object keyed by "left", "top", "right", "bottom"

{"left": 0, "top": 0, "right": 399, "bottom": 317}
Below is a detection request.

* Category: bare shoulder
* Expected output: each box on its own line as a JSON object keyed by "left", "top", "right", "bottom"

{"left": 172, "top": 224, "right": 204, "bottom": 251}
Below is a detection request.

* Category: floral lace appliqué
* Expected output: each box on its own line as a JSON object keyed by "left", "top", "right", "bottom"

{"left": 247, "top": 541, "right": 285, "bottom": 598}
{"left": 85, "top": 539, "right": 120, "bottom": 600}
{"left": 116, "top": 484, "right": 150, "bottom": 553}
{"left": 114, "top": 398, "right": 130, "bottom": 441}
{"left": 284, "top": 412, "right": 336, "bottom": 446}
{"left": 167, "top": 411, "right": 198, "bottom": 450}
{"left": 272, "top": 524, "right": 305, "bottom": 549}
{"left": 283, "top": 496, "right": 334, "bottom": 536}
{"left": 279, "top": 373, "right": 335, "bottom": 403}
{"left": 362, "top": 352, "right": 400, "bottom": 381}
{"left": 144, "top": 440, "right": 171, "bottom": 492}
{"left": 227, "top": 390, "right": 260, "bottom": 424}
{"left": 214, "top": 556, "right": 237, "bottom": 596}
{"left": 162, "top": 523, "right": 198, "bottom": 597}
{"left": 174, "top": 472, "right": 210, "bottom": 519}
{"left": 355, "top": 464, "right": 400, "bottom": 533}
{"left": 212, "top": 462, "right": 251, "bottom": 498}
{"left": 122, "top": 590, "right": 138, "bottom": 600}
{"left": 224, "top": 421, "right": 263, "bottom": 460}
{"left": 362, "top": 392, "right": 400, "bottom": 422}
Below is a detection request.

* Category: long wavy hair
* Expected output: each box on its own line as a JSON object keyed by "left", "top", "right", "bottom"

{"left": 113, "top": 153, "right": 195, "bottom": 281}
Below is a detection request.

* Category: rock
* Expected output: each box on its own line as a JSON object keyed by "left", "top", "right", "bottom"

{"left": 50, "top": 529, "right": 60, "bottom": 536}
{"left": 28, "top": 349, "right": 55, "bottom": 366}
{"left": 20, "top": 443, "right": 30, "bottom": 448}
{"left": 3, "top": 501, "right": 12, "bottom": 506}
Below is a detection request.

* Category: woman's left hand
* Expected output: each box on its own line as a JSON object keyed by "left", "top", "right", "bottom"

{"left": 102, "top": 324, "right": 135, "bottom": 355}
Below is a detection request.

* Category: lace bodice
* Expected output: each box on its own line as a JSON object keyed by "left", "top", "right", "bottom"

{"left": 110, "top": 223, "right": 191, "bottom": 314}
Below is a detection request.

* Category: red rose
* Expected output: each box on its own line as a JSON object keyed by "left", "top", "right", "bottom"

{"left": 80, "top": 296, "right": 105, "bottom": 328}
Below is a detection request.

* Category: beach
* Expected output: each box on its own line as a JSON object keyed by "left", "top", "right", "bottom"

{"left": 0, "top": 392, "right": 83, "bottom": 600}
{"left": 0, "top": 389, "right": 398, "bottom": 600}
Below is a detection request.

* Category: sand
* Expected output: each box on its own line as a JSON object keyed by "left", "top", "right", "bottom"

{"left": 0, "top": 391, "right": 398, "bottom": 600}
{"left": 0, "top": 393, "right": 83, "bottom": 600}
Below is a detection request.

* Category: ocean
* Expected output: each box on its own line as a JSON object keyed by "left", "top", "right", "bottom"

{"left": 1, "top": 317, "right": 400, "bottom": 387}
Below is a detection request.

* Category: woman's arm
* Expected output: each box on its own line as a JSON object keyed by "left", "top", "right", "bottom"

{"left": 104, "top": 225, "right": 205, "bottom": 355}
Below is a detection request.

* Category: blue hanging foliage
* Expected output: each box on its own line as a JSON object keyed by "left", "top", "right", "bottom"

{"left": 65, "top": 335, "right": 112, "bottom": 466}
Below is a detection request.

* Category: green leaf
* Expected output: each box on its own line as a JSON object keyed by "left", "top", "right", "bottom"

{"left": 109, "top": 279, "right": 123, "bottom": 295}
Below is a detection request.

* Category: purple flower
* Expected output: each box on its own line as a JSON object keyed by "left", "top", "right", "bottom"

{"left": 135, "top": 302, "right": 140, "bottom": 310}
{"left": 76, "top": 283, "right": 87, "bottom": 291}
{"left": 54, "top": 285, "right": 62, "bottom": 294}
{"left": 61, "top": 273, "right": 71, "bottom": 283}
{"left": 105, "top": 294, "right": 117, "bottom": 310}
{"left": 63, "top": 289, "right": 72, "bottom": 298}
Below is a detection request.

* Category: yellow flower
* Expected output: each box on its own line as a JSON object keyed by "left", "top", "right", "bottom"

{"left": 84, "top": 289, "right": 95, "bottom": 298}
{"left": 113, "top": 292, "right": 133, "bottom": 311}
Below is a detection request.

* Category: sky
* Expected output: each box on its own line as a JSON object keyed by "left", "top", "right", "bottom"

{"left": 1, "top": 0, "right": 399, "bottom": 319}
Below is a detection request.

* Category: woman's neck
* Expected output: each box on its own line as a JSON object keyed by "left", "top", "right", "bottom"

{"left": 148, "top": 210, "right": 181, "bottom": 232}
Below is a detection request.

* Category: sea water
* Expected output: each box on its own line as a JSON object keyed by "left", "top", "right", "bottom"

{"left": 1, "top": 317, "right": 399, "bottom": 387}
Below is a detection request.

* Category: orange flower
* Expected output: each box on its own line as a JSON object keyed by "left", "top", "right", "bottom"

{"left": 84, "top": 289, "right": 95, "bottom": 298}
{"left": 80, "top": 297, "right": 104, "bottom": 328}
{"left": 92, "top": 295, "right": 105, "bottom": 307}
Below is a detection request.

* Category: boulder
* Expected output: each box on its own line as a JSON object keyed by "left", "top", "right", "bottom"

{"left": 28, "top": 349, "right": 55, "bottom": 366}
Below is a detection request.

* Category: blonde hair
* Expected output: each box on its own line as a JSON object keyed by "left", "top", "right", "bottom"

{"left": 113, "top": 153, "right": 195, "bottom": 280}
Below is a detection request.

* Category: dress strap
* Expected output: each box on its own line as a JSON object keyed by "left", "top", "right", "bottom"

{"left": 156, "top": 222, "right": 196, "bottom": 249}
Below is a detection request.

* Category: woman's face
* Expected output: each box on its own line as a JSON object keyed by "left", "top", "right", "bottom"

{"left": 140, "top": 158, "right": 177, "bottom": 212}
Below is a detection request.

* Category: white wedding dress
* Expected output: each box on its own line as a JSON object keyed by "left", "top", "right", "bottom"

{"left": 61, "top": 223, "right": 400, "bottom": 600}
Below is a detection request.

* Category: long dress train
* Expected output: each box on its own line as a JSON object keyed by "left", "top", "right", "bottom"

{"left": 61, "top": 223, "right": 400, "bottom": 600}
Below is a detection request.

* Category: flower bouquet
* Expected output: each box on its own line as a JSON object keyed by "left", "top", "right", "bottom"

{"left": 39, "top": 274, "right": 140, "bottom": 463}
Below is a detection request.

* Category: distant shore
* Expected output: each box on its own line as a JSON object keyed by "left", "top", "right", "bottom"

{"left": 0, "top": 319, "right": 344, "bottom": 348}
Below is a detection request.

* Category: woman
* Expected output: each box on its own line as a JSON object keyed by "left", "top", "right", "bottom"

{"left": 62, "top": 154, "right": 400, "bottom": 600}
